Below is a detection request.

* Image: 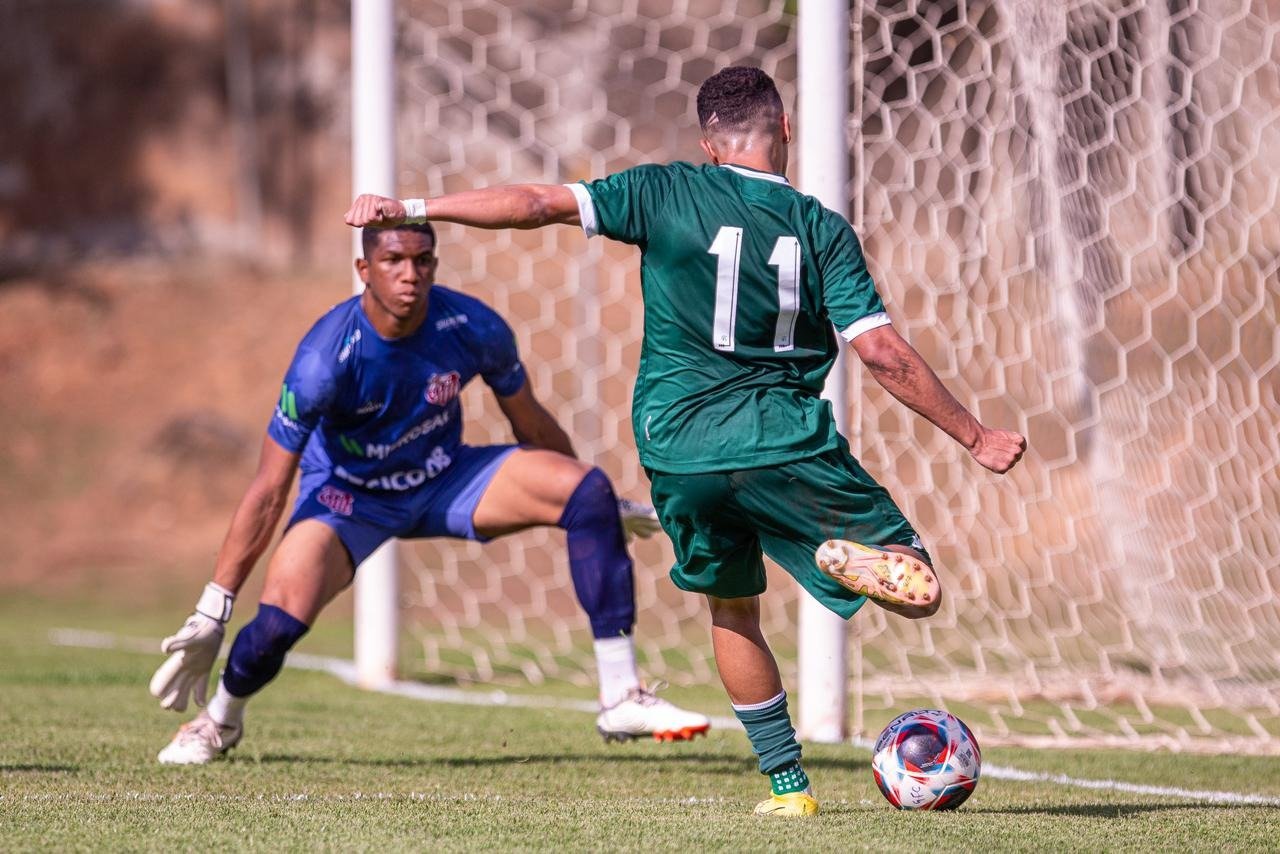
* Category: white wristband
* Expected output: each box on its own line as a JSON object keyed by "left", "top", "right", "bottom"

{"left": 195, "top": 582, "right": 235, "bottom": 623}
{"left": 401, "top": 198, "right": 428, "bottom": 224}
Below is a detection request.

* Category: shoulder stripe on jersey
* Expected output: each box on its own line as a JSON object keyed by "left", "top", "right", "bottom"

{"left": 565, "top": 183, "right": 598, "bottom": 238}
{"left": 840, "top": 311, "right": 893, "bottom": 341}
{"left": 720, "top": 164, "right": 791, "bottom": 185}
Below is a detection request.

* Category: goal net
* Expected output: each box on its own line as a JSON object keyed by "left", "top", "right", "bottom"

{"left": 389, "top": 0, "right": 1280, "bottom": 752}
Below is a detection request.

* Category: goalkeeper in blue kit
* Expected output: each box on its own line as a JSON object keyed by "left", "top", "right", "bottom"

{"left": 347, "top": 66, "right": 1025, "bottom": 815}
{"left": 150, "top": 222, "right": 710, "bottom": 764}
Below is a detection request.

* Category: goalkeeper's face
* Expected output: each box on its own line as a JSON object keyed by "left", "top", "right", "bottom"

{"left": 357, "top": 229, "right": 438, "bottom": 322}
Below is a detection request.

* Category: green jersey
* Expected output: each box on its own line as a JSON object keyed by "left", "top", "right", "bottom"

{"left": 571, "top": 161, "right": 889, "bottom": 473}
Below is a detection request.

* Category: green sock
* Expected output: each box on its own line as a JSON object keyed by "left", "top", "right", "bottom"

{"left": 731, "top": 691, "right": 803, "bottom": 777}
{"left": 768, "top": 761, "right": 811, "bottom": 796}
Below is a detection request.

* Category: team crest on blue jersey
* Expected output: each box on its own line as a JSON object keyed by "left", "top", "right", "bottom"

{"left": 426, "top": 371, "right": 461, "bottom": 406}
{"left": 317, "top": 485, "right": 354, "bottom": 516}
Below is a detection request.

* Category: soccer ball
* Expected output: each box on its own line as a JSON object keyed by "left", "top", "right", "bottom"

{"left": 871, "top": 708, "right": 981, "bottom": 810}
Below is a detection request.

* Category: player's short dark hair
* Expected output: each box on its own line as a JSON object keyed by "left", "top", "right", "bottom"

{"left": 361, "top": 222, "right": 437, "bottom": 259}
{"left": 696, "top": 66, "right": 784, "bottom": 135}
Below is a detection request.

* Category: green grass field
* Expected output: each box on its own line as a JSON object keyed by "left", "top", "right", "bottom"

{"left": 3, "top": 601, "right": 1279, "bottom": 852}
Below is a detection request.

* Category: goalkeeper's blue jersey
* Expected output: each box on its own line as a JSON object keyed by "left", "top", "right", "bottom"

{"left": 267, "top": 287, "right": 527, "bottom": 493}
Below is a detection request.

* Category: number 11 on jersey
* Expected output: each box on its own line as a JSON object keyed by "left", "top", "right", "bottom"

{"left": 708, "top": 226, "right": 801, "bottom": 353}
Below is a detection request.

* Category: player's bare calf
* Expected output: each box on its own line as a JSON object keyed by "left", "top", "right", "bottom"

{"left": 815, "top": 540, "right": 940, "bottom": 618}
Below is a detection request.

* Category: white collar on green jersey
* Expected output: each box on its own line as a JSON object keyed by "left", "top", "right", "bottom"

{"left": 720, "top": 164, "right": 791, "bottom": 185}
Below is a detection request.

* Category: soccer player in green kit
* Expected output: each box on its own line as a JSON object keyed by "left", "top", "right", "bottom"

{"left": 347, "top": 66, "right": 1026, "bottom": 816}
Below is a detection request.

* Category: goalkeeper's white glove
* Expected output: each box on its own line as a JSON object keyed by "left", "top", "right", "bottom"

{"left": 618, "top": 498, "right": 662, "bottom": 542}
{"left": 148, "top": 582, "right": 234, "bottom": 712}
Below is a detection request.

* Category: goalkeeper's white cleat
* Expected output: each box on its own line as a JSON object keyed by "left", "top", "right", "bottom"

{"left": 617, "top": 498, "right": 663, "bottom": 541}
{"left": 157, "top": 710, "right": 242, "bottom": 765}
{"left": 596, "top": 685, "right": 711, "bottom": 743}
{"left": 815, "top": 540, "right": 939, "bottom": 609}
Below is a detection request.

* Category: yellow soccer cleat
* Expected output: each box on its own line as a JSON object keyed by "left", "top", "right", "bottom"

{"left": 815, "top": 539, "right": 938, "bottom": 609}
{"left": 753, "top": 789, "right": 820, "bottom": 817}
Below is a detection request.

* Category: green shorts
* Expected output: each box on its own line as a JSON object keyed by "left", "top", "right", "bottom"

{"left": 647, "top": 443, "right": 925, "bottom": 619}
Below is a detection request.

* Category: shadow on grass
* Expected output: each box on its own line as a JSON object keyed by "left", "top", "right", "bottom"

{"left": 251, "top": 752, "right": 869, "bottom": 775}
{"left": 0, "top": 763, "right": 79, "bottom": 773}
{"left": 971, "top": 802, "right": 1275, "bottom": 818}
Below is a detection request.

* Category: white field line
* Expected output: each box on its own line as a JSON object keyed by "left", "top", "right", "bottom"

{"left": 49, "top": 628, "right": 1280, "bottom": 807}
{"left": 2, "top": 790, "right": 742, "bottom": 806}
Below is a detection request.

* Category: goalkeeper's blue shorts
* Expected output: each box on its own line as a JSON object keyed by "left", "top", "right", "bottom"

{"left": 286, "top": 444, "right": 518, "bottom": 567}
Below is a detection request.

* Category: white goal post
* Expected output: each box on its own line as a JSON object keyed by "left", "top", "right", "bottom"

{"left": 351, "top": 0, "right": 399, "bottom": 690}
{"left": 795, "top": 0, "right": 852, "bottom": 745}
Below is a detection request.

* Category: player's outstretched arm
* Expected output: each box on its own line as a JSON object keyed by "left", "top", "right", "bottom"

{"left": 208, "top": 436, "right": 302, "bottom": 593}
{"left": 495, "top": 383, "right": 578, "bottom": 458}
{"left": 345, "top": 184, "right": 581, "bottom": 231}
{"left": 149, "top": 436, "right": 300, "bottom": 711}
{"left": 851, "top": 325, "right": 1026, "bottom": 474}
{"left": 494, "top": 383, "right": 661, "bottom": 541}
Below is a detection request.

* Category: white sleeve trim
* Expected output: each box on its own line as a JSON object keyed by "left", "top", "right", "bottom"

{"left": 839, "top": 311, "right": 892, "bottom": 341}
{"left": 564, "top": 182, "right": 598, "bottom": 238}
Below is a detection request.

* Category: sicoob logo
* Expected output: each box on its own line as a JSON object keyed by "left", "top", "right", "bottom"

{"left": 425, "top": 371, "right": 461, "bottom": 406}
{"left": 317, "top": 485, "right": 354, "bottom": 516}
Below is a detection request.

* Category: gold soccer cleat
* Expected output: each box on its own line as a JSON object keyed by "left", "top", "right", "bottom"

{"left": 815, "top": 540, "right": 938, "bottom": 609}
{"left": 752, "top": 790, "right": 820, "bottom": 817}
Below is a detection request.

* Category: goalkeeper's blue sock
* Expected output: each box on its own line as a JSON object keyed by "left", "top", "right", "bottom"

{"left": 558, "top": 467, "right": 636, "bottom": 640}
{"left": 221, "top": 604, "right": 309, "bottom": 698}
{"left": 732, "top": 691, "right": 808, "bottom": 789}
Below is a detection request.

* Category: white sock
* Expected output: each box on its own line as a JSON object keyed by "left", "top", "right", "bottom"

{"left": 206, "top": 679, "right": 249, "bottom": 728}
{"left": 594, "top": 635, "right": 641, "bottom": 707}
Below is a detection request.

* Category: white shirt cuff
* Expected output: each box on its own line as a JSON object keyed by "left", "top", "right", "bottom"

{"left": 839, "top": 311, "right": 892, "bottom": 341}
{"left": 564, "top": 182, "right": 598, "bottom": 238}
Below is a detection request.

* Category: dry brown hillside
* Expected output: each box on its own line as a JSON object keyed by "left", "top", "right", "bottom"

{"left": 0, "top": 3, "right": 365, "bottom": 606}
{"left": 0, "top": 261, "right": 346, "bottom": 605}
{"left": 0, "top": 1, "right": 353, "bottom": 273}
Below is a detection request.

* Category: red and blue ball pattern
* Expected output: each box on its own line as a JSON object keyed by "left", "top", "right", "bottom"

{"left": 871, "top": 709, "right": 981, "bottom": 810}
